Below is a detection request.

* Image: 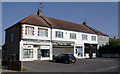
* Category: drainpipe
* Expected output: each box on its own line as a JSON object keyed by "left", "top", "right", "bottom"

{"left": 50, "top": 27, "right": 53, "bottom": 60}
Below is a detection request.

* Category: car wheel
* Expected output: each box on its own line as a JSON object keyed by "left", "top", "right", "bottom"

{"left": 65, "top": 60, "right": 69, "bottom": 64}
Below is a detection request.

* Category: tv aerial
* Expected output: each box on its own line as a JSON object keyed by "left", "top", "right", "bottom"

{"left": 39, "top": 2, "right": 45, "bottom": 10}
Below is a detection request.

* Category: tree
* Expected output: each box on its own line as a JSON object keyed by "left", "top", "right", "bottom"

{"left": 98, "top": 39, "right": 120, "bottom": 54}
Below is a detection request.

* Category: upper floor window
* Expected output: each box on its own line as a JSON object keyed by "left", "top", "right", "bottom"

{"left": 11, "top": 33, "right": 14, "bottom": 42}
{"left": 38, "top": 28, "right": 48, "bottom": 37}
{"left": 82, "top": 34, "right": 87, "bottom": 40}
{"left": 91, "top": 36, "right": 96, "bottom": 41}
{"left": 70, "top": 33, "right": 76, "bottom": 39}
{"left": 26, "top": 26, "right": 34, "bottom": 36}
{"left": 55, "top": 31, "right": 63, "bottom": 38}
{"left": 100, "top": 37, "right": 103, "bottom": 41}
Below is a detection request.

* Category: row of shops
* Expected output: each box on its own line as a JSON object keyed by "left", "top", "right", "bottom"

{"left": 20, "top": 39, "right": 97, "bottom": 61}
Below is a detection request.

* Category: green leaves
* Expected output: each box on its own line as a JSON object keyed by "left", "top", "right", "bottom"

{"left": 98, "top": 39, "right": 120, "bottom": 54}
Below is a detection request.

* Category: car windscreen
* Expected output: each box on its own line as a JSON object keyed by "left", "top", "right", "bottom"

{"left": 68, "top": 54, "right": 75, "bottom": 59}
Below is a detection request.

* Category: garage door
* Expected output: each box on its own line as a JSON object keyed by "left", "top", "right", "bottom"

{"left": 53, "top": 47, "right": 74, "bottom": 56}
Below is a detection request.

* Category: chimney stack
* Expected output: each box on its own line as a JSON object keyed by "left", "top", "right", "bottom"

{"left": 114, "top": 36, "right": 116, "bottom": 39}
{"left": 37, "top": 9, "right": 43, "bottom": 16}
{"left": 83, "top": 22, "right": 87, "bottom": 26}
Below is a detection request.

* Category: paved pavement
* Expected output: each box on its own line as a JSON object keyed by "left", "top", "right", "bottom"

{"left": 23, "top": 58, "right": 119, "bottom": 72}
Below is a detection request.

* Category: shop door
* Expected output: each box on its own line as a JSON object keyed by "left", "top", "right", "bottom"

{"left": 77, "top": 48, "right": 83, "bottom": 57}
{"left": 37, "top": 49, "right": 41, "bottom": 59}
{"left": 75, "top": 46, "right": 83, "bottom": 58}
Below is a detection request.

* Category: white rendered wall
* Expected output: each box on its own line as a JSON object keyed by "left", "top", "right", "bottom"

{"left": 21, "top": 24, "right": 99, "bottom": 60}
{"left": 22, "top": 24, "right": 51, "bottom": 40}
{"left": 52, "top": 28, "right": 98, "bottom": 45}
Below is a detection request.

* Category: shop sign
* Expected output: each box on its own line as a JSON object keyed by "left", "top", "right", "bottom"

{"left": 23, "top": 41, "right": 50, "bottom": 45}
{"left": 23, "top": 45, "right": 33, "bottom": 49}
{"left": 41, "top": 46, "right": 50, "bottom": 49}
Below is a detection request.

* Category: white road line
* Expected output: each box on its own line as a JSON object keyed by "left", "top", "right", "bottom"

{"left": 95, "top": 65, "right": 119, "bottom": 72}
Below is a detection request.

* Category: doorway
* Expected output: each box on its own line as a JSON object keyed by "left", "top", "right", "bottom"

{"left": 37, "top": 49, "right": 50, "bottom": 60}
{"left": 37, "top": 49, "right": 41, "bottom": 59}
{"left": 76, "top": 46, "right": 83, "bottom": 58}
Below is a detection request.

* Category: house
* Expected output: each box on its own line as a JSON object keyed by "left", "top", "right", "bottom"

{"left": 82, "top": 23, "right": 109, "bottom": 48}
{"left": 2, "top": 9, "right": 109, "bottom": 61}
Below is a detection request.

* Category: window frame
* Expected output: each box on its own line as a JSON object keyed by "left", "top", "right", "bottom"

{"left": 25, "top": 26, "right": 34, "bottom": 36}
{"left": 70, "top": 33, "right": 76, "bottom": 39}
{"left": 55, "top": 31, "right": 63, "bottom": 38}
{"left": 82, "top": 34, "right": 88, "bottom": 40}
{"left": 38, "top": 28, "right": 48, "bottom": 37}
{"left": 100, "top": 37, "right": 103, "bottom": 41}
{"left": 91, "top": 36, "right": 96, "bottom": 41}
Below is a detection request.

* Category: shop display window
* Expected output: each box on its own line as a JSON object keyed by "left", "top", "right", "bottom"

{"left": 41, "top": 49, "right": 50, "bottom": 57}
{"left": 23, "top": 49, "right": 33, "bottom": 58}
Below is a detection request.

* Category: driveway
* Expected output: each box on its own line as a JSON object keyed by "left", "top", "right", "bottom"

{"left": 23, "top": 58, "right": 119, "bottom": 72}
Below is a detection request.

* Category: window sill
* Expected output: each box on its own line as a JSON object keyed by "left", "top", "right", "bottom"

{"left": 70, "top": 38, "right": 76, "bottom": 40}
{"left": 55, "top": 37, "right": 64, "bottom": 39}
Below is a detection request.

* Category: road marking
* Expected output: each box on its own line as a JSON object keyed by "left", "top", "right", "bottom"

{"left": 95, "top": 65, "right": 119, "bottom": 72}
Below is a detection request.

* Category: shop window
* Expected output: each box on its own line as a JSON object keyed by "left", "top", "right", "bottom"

{"left": 82, "top": 34, "right": 87, "bottom": 40}
{"left": 38, "top": 28, "right": 48, "bottom": 37}
{"left": 91, "top": 36, "right": 96, "bottom": 41}
{"left": 70, "top": 33, "right": 76, "bottom": 39}
{"left": 23, "top": 49, "right": 33, "bottom": 58}
{"left": 55, "top": 31, "right": 63, "bottom": 38}
{"left": 41, "top": 49, "right": 50, "bottom": 57}
{"left": 84, "top": 44, "right": 97, "bottom": 53}
{"left": 26, "top": 26, "right": 34, "bottom": 36}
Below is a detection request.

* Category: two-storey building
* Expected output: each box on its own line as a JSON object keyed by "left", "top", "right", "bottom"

{"left": 2, "top": 9, "right": 109, "bottom": 61}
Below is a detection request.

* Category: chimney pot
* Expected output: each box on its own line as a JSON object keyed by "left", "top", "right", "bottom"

{"left": 83, "top": 22, "right": 87, "bottom": 26}
{"left": 37, "top": 9, "right": 43, "bottom": 16}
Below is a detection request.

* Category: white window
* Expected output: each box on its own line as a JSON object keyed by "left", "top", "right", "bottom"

{"left": 55, "top": 31, "right": 63, "bottom": 38}
{"left": 11, "top": 33, "right": 14, "bottom": 42}
{"left": 91, "top": 36, "right": 96, "bottom": 41}
{"left": 100, "top": 37, "right": 103, "bottom": 41}
{"left": 82, "top": 34, "right": 87, "bottom": 40}
{"left": 38, "top": 29, "right": 47, "bottom": 37}
{"left": 70, "top": 33, "right": 76, "bottom": 39}
{"left": 26, "top": 26, "right": 34, "bottom": 35}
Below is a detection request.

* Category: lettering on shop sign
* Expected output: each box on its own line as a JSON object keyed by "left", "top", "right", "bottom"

{"left": 23, "top": 41, "right": 50, "bottom": 45}
{"left": 41, "top": 46, "right": 50, "bottom": 49}
{"left": 23, "top": 45, "right": 33, "bottom": 49}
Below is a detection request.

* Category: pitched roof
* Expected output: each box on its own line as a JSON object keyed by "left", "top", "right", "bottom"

{"left": 84, "top": 25, "right": 109, "bottom": 36}
{"left": 43, "top": 16, "right": 96, "bottom": 34}
{"left": 6, "top": 14, "right": 108, "bottom": 36}
{"left": 20, "top": 14, "right": 50, "bottom": 27}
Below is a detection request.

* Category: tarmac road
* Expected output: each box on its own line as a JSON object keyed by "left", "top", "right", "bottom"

{"left": 23, "top": 58, "right": 119, "bottom": 72}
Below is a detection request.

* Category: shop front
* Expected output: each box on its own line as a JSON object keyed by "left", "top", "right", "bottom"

{"left": 52, "top": 41, "right": 74, "bottom": 56}
{"left": 84, "top": 43, "right": 97, "bottom": 58}
{"left": 75, "top": 46, "right": 83, "bottom": 58}
{"left": 37, "top": 45, "right": 50, "bottom": 60}
{"left": 20, "top": 40, "right": 52, "bottom": 61}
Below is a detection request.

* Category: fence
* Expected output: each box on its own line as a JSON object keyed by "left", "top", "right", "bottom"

{"left": 2, "top": 60, "right": 21, "bottom": 71}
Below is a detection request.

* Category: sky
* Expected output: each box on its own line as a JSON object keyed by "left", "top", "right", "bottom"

{"left": 1, "top": 2, "right": 118, "bottom": 45}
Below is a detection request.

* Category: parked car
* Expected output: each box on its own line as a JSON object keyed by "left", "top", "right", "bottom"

{"left": 53, "top": 54, "right": 76, "bottom": 64}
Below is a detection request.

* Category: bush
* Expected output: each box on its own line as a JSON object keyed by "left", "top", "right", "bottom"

{"left": 98, "top": 39, "right": 120, "bottom": 54}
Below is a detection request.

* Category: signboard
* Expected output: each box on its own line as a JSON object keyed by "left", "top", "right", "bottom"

{"left": 23, "top": 45, "right": 33, "bottom": 49}
{"left": 41, "top": 46, "right": 50, "bottom": 49}
{"left": 23, "top": 41, "right": 50, "bottom": 45}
